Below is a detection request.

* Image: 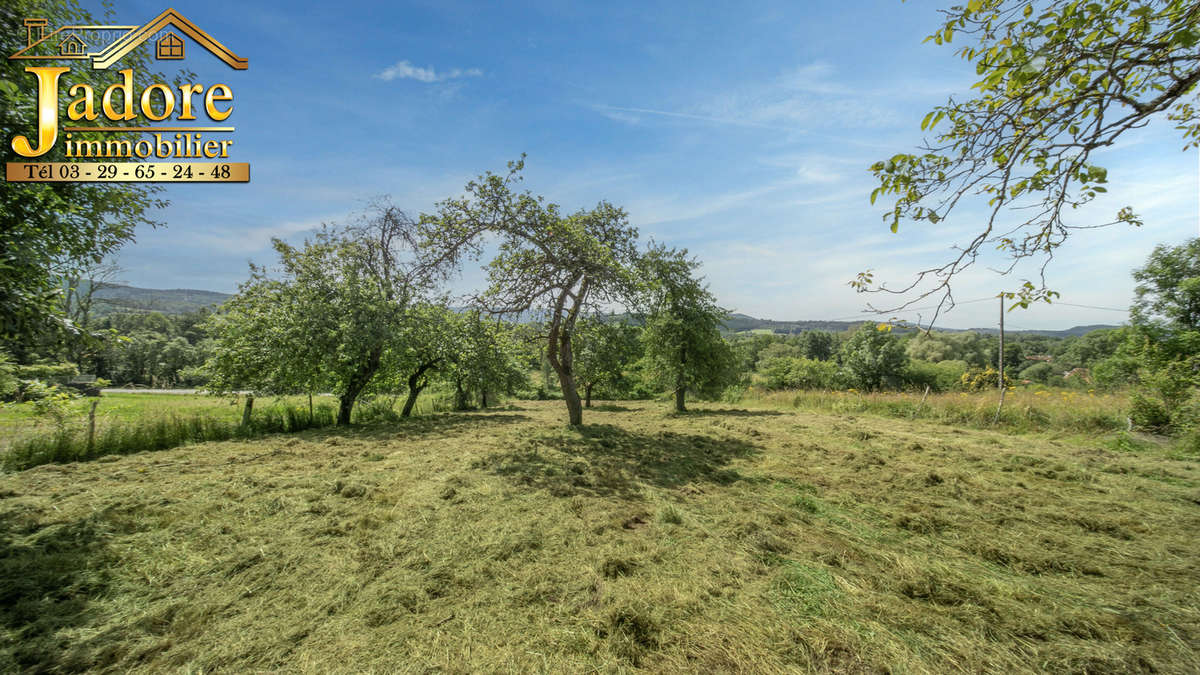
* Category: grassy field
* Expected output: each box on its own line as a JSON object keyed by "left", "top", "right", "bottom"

{"left": 1, "top": 399, "right": 1198, "bottom": 672}
{"left": 751, "top": 388, "right": 1131, "bottom": 436}
{"left": 0, "top": 393, "right": 244, "bottom": 435}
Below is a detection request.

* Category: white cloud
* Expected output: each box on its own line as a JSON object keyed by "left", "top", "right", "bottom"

{"left": 374, "top": 60, "right": 483, "bottom": 83}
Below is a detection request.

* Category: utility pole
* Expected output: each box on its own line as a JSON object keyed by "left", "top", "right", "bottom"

{"left": 993, "top": 293, "right": 1008, "bottom": 424}
{"left": 998, "top": 294, "right": 1005, "bottom": 391}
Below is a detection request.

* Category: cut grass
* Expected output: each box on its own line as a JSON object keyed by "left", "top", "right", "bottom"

{"left": 1, "top": 400, "right": 1197, "bottom": 672}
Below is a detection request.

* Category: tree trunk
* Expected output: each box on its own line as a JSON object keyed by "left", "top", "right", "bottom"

{"left": 481, "top": 390, "right": 489, "bottom": 408}
{"left": 675, "top": 344, "right": 688, "bottom": 412}
{"left": 401, "top": 361, "right": 436, "bottom": 417}
{"left": 401, "top": 385, "right": 424, "bottom": 417}
{"left": 454, "top": 380, "right": 470, "bottom": 411}
{"left": 337, "top": 345, "right": 383, "bottom": 425}
{"left": 562, "top": 375, "right": 584, "bottom": 426}
{"left": 545, "top": 277, "right": 588, "bottom": 426}
{"left": 585, "top": 383, "right": 593, "bottom": 408}
{"left": 337, "top": 394, "right": 355, "bottom": 426}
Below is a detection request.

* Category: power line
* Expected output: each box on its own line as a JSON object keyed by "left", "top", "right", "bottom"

{"left": 1049, "top": 301, "right": 1128, "bottom": 313}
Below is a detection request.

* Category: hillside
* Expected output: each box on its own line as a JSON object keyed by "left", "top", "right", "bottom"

{"left": 85, "top": 286, "right": 1120, "bottom": 337}
{"left": 91, "top": 285, "right": 233, "bottom": 316}
{"left": 722, "top": 313, "right": 1119, "bottom": 337}
{"left": 1, "top": 400, "right": 1196, "bottom": 671}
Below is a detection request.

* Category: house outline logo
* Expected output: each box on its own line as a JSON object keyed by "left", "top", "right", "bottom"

{"left": 9, "top": 8, "right": 248, "bottom": 70}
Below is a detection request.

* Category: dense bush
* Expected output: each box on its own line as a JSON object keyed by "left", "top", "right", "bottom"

{"left": 840, "top": 323, "right": 908, "bottom": 391}
{"left": 12, "top": 362, "right": 79, "bottom": 382}
{"left": 1018, "top": 362, "right": 1055, "bottom": 384}
{"left": 960, "top": 366, "right": 1013, "bottom": 391}
{"left": 903, "top": 359, "right": 967, "bottom": 392}
{"left": 761, "top": 357, "right": 843, "bottom": 390}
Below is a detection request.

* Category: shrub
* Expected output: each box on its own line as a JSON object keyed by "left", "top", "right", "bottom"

{"left": 13, "top": 362, "right": 78, "bottom": 383}
{"left": 840, "top": 323, "right": 908, "bottom": 391}
{"left": 0, "top": 352, "right": 18, "bottom": 400}
{"left": 1018, "top": 362, "right": 1055, "bottom": 384}
{"left": 960, "top": 366, "right": 1013, "bottom": 391}
{"left": 904, "top": 359, "right": 967, "bottom": 392}
{"left": 760, "top": 357, "right": 842, "bottom": 390}
{"left": 1130, "top": 392, "right": 1172, "bottom": 433}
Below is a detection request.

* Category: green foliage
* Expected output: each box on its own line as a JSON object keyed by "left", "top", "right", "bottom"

{"left": 867, "top": 1, "right": 1199, "bottom": 311}
{"left": 0, "top": 352, "right": 17, "bottom": 399}
{"left": 0, "top": 0, "right": 169, "bottom": 352}
{"left": 637, "top": 244, "right": 737, "bottom": 411}
{"left": 207, "top": 203, "right": 434, "bottom": 424}
{"left": 440, "top": 311, "right": 527, "bottom": 410}
{"left": 1018, "top": 361, "right": 1056, "bottom": 384}
{"left": 798, "top": 330, "right": 836, "bottom": 361}
{"left": 904, "top": 359, "right": 968, "bottom": 392}
{"left": 1132, "top": 238, "right": 1200, "bottom": 331}
{"left": 960, "top": 366, "right": 1013, "bottom": 392}
{"left": 1129, "top": 392, "right": 1172, "bottom": 433}
{"left": 761, "top": 357, "right": 843, "bottom": 391}
{"left": 905, "top": 331, "right": 991, "bottom": 368}
{"left": 1118, "top": 241, "right": 1200, "bottom": 433}
{"left": 12, "top": 362, "right": 78, "bottom": 383}
{"left": 573, "top": 317, "right": 642, "bottom": 403}
{"left": 420, "top": 157, "right": 641, "bottom": 426}
{"left": 2, "top": 402, "right": 337, "bottom": 471}
{"left": 839, "top": 323, "right": 908, "bottom": 391}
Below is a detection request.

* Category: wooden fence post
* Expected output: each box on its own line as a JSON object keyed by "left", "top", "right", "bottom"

{"left": 911, "top": 385, "right": 931, "bottom": 418}
{"left": 242, "top": 394, "right": 254, "bottom": 426}
{"left": 87, "top": 399, "right": 98, "bottom": 453}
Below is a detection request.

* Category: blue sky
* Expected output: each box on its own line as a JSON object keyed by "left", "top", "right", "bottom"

{"left": 73, "top": 0, "right": 1199, "bottom": 329}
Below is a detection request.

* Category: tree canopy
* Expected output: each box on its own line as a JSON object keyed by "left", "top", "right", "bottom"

{"left": 863, "top": 0, "right": 1200, "bottom": 322}
{"left": 1132, "top": 237, "right": 1200, "bottom": 332}
{"left": 207, "top": 204, "right": 434, "bottom": 424}
{"left": 420, "top": 157, "right": 640, "bottom": 426}
{"left": 638, "top": 244, "right": 736, "bottom": 412}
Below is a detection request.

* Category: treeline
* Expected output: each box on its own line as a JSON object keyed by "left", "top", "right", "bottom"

{"left": 732, "top": 324, "right": 1132, "bottom": 393}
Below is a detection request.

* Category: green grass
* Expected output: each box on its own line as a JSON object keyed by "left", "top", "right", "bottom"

{"left": 746, "top": 387, "right": 1129, "bottom": 434}
{"left": 0, "top": 392, "right": 459, "bottom": 470}
{"left": 1, "top": 400, "right": 1198, "bottom": 672}
{"left": 0, "top": 393, "right": 243, "bottom": 434}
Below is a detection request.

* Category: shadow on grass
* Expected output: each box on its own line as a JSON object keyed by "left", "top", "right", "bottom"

{"left": 676, "top": 408, "right": 785, "bottom": 418}
{"left": 335, "top": 412, "right": 532, "bottom": 442}
{"left": 587, "top": 404, "right": 638, "bottom": 413}
{"left": 0, "top": 507, "right": 121, "bottom": 671}
{"left": 473, "top": 423, "right": 762, "bottom": 499}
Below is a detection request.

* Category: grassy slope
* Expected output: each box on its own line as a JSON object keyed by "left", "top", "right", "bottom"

{"left": 1, "top": 400, "right": 1197, "bottom": 673}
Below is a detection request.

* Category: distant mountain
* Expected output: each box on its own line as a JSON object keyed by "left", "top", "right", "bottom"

{"left": 722, "top": 313, "right": 1120, "bottom": 338}
{"left": 85, "top": 285, "right": 1120, "bottom": 337}
{"left": 91, "top": 285, "right": 233, "bottom": 316}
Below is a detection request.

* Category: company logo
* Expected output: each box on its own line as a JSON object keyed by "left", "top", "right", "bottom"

{"left": 5, "top": 8, "right": 250, "bottom": 183}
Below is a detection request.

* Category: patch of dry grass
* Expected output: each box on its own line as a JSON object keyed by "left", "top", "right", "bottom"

{"left": 1, "top": 401, "right": 1197, "bottom": 672}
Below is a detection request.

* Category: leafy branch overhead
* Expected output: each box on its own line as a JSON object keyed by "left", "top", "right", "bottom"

{"left": 864, "top": 0, "right": 1199, "bottom": 324}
